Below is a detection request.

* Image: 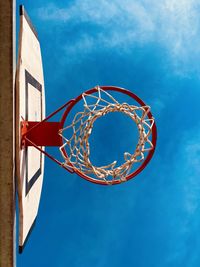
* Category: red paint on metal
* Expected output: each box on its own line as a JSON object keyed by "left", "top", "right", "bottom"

{"left": 22, "top": 121, "right": 62, "bottom": 146}
{"left": 20, "top": 86, "right": 157, "bottom": 185}
{"left": 60, "top": 86, "right": 157, "bottom": 185}
{"left": 21, "top": 99, "right": 74, "bottom": 147}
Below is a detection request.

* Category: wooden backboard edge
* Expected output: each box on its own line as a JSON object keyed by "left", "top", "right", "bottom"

{"left": 0, "top": 1, "right": 16, "bottom": 267}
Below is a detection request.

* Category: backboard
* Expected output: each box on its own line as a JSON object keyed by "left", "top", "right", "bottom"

{"left": 16, "top": 5, "right": 45, "bottom": 252}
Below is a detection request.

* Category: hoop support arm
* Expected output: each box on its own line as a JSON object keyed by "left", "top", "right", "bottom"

{"left": 20, "top": 99, "right": 75, "bottom": 174}
{"left": 21, "top": 99, "right": 75, "bottom": 148}
{"left": 21, "top": 121, "right": 62, "bottom": 146}
{"left": 19, "top": 86, "right": 157, "bottom": 184}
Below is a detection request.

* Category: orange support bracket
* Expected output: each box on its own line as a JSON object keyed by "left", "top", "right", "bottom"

{"left": 20, "top": 99, "right": 75, "bottom": 148}
{"left": 19, "top": 99, "right": 75, "bottom": 174}
{"left": 21, "top": 121, "right": 62, "bottom": 147}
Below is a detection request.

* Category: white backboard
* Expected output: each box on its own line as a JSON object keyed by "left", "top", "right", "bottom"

{"left": 16, "top": 5, "right": 45, "bottom": 252}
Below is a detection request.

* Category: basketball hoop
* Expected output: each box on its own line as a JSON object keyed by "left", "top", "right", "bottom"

{"left": 21, "top": 86, "right": 157, "bottom": 185}
{"left": 16, "top": 5, "right": 157, "bottom": 254}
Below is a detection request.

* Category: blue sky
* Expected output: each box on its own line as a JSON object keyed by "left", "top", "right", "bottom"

{"left": 17, "top": 1, "right": 200, "bottom": 266}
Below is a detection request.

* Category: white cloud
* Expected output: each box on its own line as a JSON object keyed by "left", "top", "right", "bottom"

{"left": 37, "top": 0, "right": 155, "bottom": 52}
{"left": 37, "top": 0, "right": 200, "bottom": 74}
{"left": 154, "top": 0, "right": 200, "bottom": 75}
{"left": 38, "top": 1, "right": 118, "bottom": 23}
{"left": 38, "top": 0, "right": 154, "bottom": 30}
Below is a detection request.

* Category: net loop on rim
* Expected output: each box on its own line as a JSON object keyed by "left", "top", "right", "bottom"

{"left": 59, "top": 86, "right": 155, "bottom": 184}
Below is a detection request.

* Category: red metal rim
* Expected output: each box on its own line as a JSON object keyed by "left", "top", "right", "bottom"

{"left": 60, "top": 86, "right": 157, "bottom": 185}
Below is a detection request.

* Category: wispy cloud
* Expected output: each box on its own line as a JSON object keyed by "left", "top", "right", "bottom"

{"left": 37, "top": 0, "right": 200, "bottom": 66}
{"left": 37, "top": 0, "right": 155, "bottom": 54}
{"left": 38, "top": 1, "right": 154, "bottom": 31}
{"left": 154, "top": 0, "right": 200, "bottom": 76}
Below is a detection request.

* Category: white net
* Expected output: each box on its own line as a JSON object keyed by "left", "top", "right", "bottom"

{"left": 59, "top": 86, "right": 155, "bottom": 184}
